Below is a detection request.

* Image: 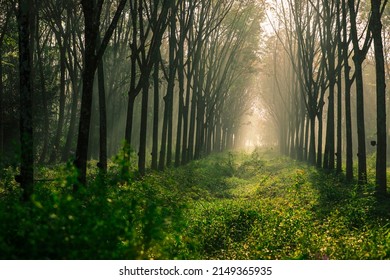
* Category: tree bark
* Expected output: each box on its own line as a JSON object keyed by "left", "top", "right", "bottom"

{"left": 138, "top": 82, "right": 149, "bottom": 175}
{"left": 0, "top": 50, "right": 3, "bottom": 157}
{"left": 304, "top": 115, "right": 309, "bottom": 161}
{"left": 125, "top": 0, "right": 138, "bottom": 146}
{"left": 151, "top": 60, "right": 159, "bottom": 170}
{"left": 0, "top": 10, "right": 11, "bottom": 158}
{"left": 343, "top": 0, "right": 353, "bottom": 180}
{"left": 323, "top": 4, "right": 336, "bottom": 170}
{"left": 317, "top": 101, "right": 324, "bottom": 168}
{"left": 336, "top": 0, "right": 343, "bottom": 173}
{"left": 309, "top": 115, "right": 316, "bottom": 165}
{"left": 371, "top": 0, "right": 387, "bottom": 194}
{"left": 49, "top": 38, "right": 66, "bottom": 163}
{"left": 349, "top": 0, "right": 367, "bottom": 184}
{"left": 181, "top": 56, "right": 192, "bottom": 164}
{"left": 166, "top": 5, "right": 177, "bottom": 168}
{"left": 97, "top": 50, "right": 107, "bottom": 175}
{"left": 36, "top": 21, "right": 49, "bottom": 164}
{"left": 175, "top": 59, "right": 184, "bottom": 167}
{"left": 188, "top": 90, "right": 197, "bottom": 161}
{"left": 74, "top": 0, "right": 127, "bottom": 188}
{"left": 17, "top": 0, "right": 34, "bottom": 201}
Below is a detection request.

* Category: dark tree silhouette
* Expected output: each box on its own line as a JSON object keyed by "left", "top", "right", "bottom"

{"left": 17, "top": 0, "right": 34, "bottom": 201}
{"left": 74, "top": 0, "right": 127, "bottom": 188}
{"left": 371, "top": 0, "right": 388, "bottom": 194}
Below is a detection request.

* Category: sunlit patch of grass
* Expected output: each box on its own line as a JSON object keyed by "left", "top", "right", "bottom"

{"left": 173, "top": 149, "right": 390, "bottom": 260}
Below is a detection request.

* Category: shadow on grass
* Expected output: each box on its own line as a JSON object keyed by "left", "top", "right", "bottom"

{"left": 307, "top": 168, "right": 390, "bottom": 229}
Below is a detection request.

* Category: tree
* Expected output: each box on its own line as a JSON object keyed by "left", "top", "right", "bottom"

{"left": 348, "top": 0, "right": 371, "bottom": 184}
{"left": 321, "top": 0, "right": 337, "bottom": 170}
{"left": 0, "top": 1, "right": 12, "bottom": 158}
{"left": 371, "top": 0, "right": 388, "bottom": 194}
{"left": 158, "top": 0, "right": 179, "bottom": 170}
{"left": 17, "top": 0, "right": 34, "bottom": 201}
{"left": 61, "top": 4, "right": 83, "bottom": 162}
{"left": 342, "top": 0, "right": 354, "bottom": 180}
{"left": 74, "top": 0, "right": 127, "bottom": 188}
{"left": 336, "top": 0, "right": 343, "bottom": 173}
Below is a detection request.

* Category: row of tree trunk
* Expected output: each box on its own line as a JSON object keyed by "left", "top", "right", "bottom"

{"left": 11, "top": 0, "right": 263, "bottom": 199}
{"left": 272, "top": 0, "right": 388, "bottom": 195}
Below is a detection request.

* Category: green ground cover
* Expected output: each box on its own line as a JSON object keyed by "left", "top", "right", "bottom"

{"left": 1, "top": 149, "right": 390, "bottom": 259}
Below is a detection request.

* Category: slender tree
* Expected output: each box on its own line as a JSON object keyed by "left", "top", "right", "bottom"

{"left": 342, "top": 0, "right": 354, "bottom": 180}
{"left": 17, "top": 0, "right": 34, "bottom": 201}
{"left": 0, "top": 4, "right": 11, "bottom": 158}
{"left": 371, "top": 0, "right": 388, "bottom": 194}
{"left": 74, "top": 0, "right": 127, "bottom": 188}
{"left": 348, "top": 0, "right": 370, "bottom": 184}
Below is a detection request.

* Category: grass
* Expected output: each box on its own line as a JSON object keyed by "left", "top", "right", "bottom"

{"left": 1, "top": 148, "right": 390, "bottom": 259}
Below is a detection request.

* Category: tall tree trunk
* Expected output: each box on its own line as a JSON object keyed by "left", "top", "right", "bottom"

{"left": 215, "top": 115, "right": 222, "bottom": 153}
{"left": 309, "top": 115, "right": 316, "bottom": 165}
{"left": 0, "top": 9, "right": 10, "bottom": 159}
{"left": 125, "top": 0, "right": 138, "bottom": 148}
{"left": 159, "top": 94, "right": 168, "bottom": 170}
{"left": 349, "top": 0, "right": 367, "bottom": 184}
{"left": 159, "top": 71, "right": 175, "bottom": 170}
{"left": 195, "top": 59, "right": 206, "bottom": 159}
{"left": 36, "top": 22, "right": 49, "bottom": 164}
{"left": 138, "top": 82, "right": 149, "bottom": 175}
{"left": 336, "top": 0, "right": 343, "bottom": 173}
{"left": 17, "top": 0, "right": 34, "bottom": 201}
{"left": 195, "top": 95, "right": 205, "bottom": 159}
{"left": 167, "top": 94, "right": 174, "bottom": 167}
{"left": 206, "top": 114, "right": 214, "bottom": 155}
{"left": 279, "top": 120, "right": 286, "bottom": 155}
{"left": 125, "top": 94, "right": 136, "bottom": 147}
{"left": 0, "top": 49, "right": 4, "bottom": 157}
{"left": 336, "top": 66, "right": 343, "bottom": 173}
{"left": 344, "top": 74, "right": 353, "bottom": 180}
{"left": 181, "top": 61, "right": 192, "bottom": 164}
{"left": 159, "top": 11, "right": 177, "bottom": 169}
{"left": 294, "top": 98, "right": 300, "bottom": 159}
{"left": 97, "top": 52, "right": 107, "bottom": 175}
{"left": 73, "top": 0, "right": 99, "bottom": 188}
{"left": 289, "top": 114, "right": 295, "bottom": 158}
{"left": 371, "top": 0, "right": 387, "bottom": 194}
{"left": 354, "top": 61, "right": 367, "bottom": 184}
{"left": 343, "top": 0, "right": 353, "bottom": 180}
{"left": 74, "top": 51, "right": 97, "bottom": 187}
{"left": 298, "top": 100, "right": 305, "bottom": 161}
{"left": 304, "top": 115, "right": 309, "bottom": 161}
{"left": 317, "top": 107, "right": 324, "bottom": 168}
{"left": 187, "top": 70, "right": 198, "bottom": 161}
{"left": 323, "top": 41, "right": 336, "bottom": 170}
{"left": 74, "top": 0, "right": 99, "bottom": 189}
{"left": 166, "top": 7, "right": 177, "bottom": 168}
{"left": 49, "top": 42, "right": 66, "bottom": 163}
{"left": 175, "top": 53, "right": 184, "bottom": 167}
{"left": 151, "top": 60, "right": 159, "bottom": 170}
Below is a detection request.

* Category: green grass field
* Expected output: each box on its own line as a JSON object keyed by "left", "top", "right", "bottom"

{"left": 1, "top": 148, "right": 390, "bottom": 259}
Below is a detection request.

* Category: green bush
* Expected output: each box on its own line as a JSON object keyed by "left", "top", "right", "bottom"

{"left": 0, "top": 154, "right": 185, "bottom": 259}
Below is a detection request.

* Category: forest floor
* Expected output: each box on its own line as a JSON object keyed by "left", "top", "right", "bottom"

{"left": 1, "top": 148, "right": 390, "bottom": 259}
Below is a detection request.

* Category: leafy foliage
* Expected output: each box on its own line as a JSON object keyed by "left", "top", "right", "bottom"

{"left": 0, "top": 152, "right": 184, "bottom": 259}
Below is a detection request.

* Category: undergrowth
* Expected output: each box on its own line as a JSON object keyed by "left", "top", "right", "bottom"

{"left": 1, "top": 147, "right": 390, "bottom": 259}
